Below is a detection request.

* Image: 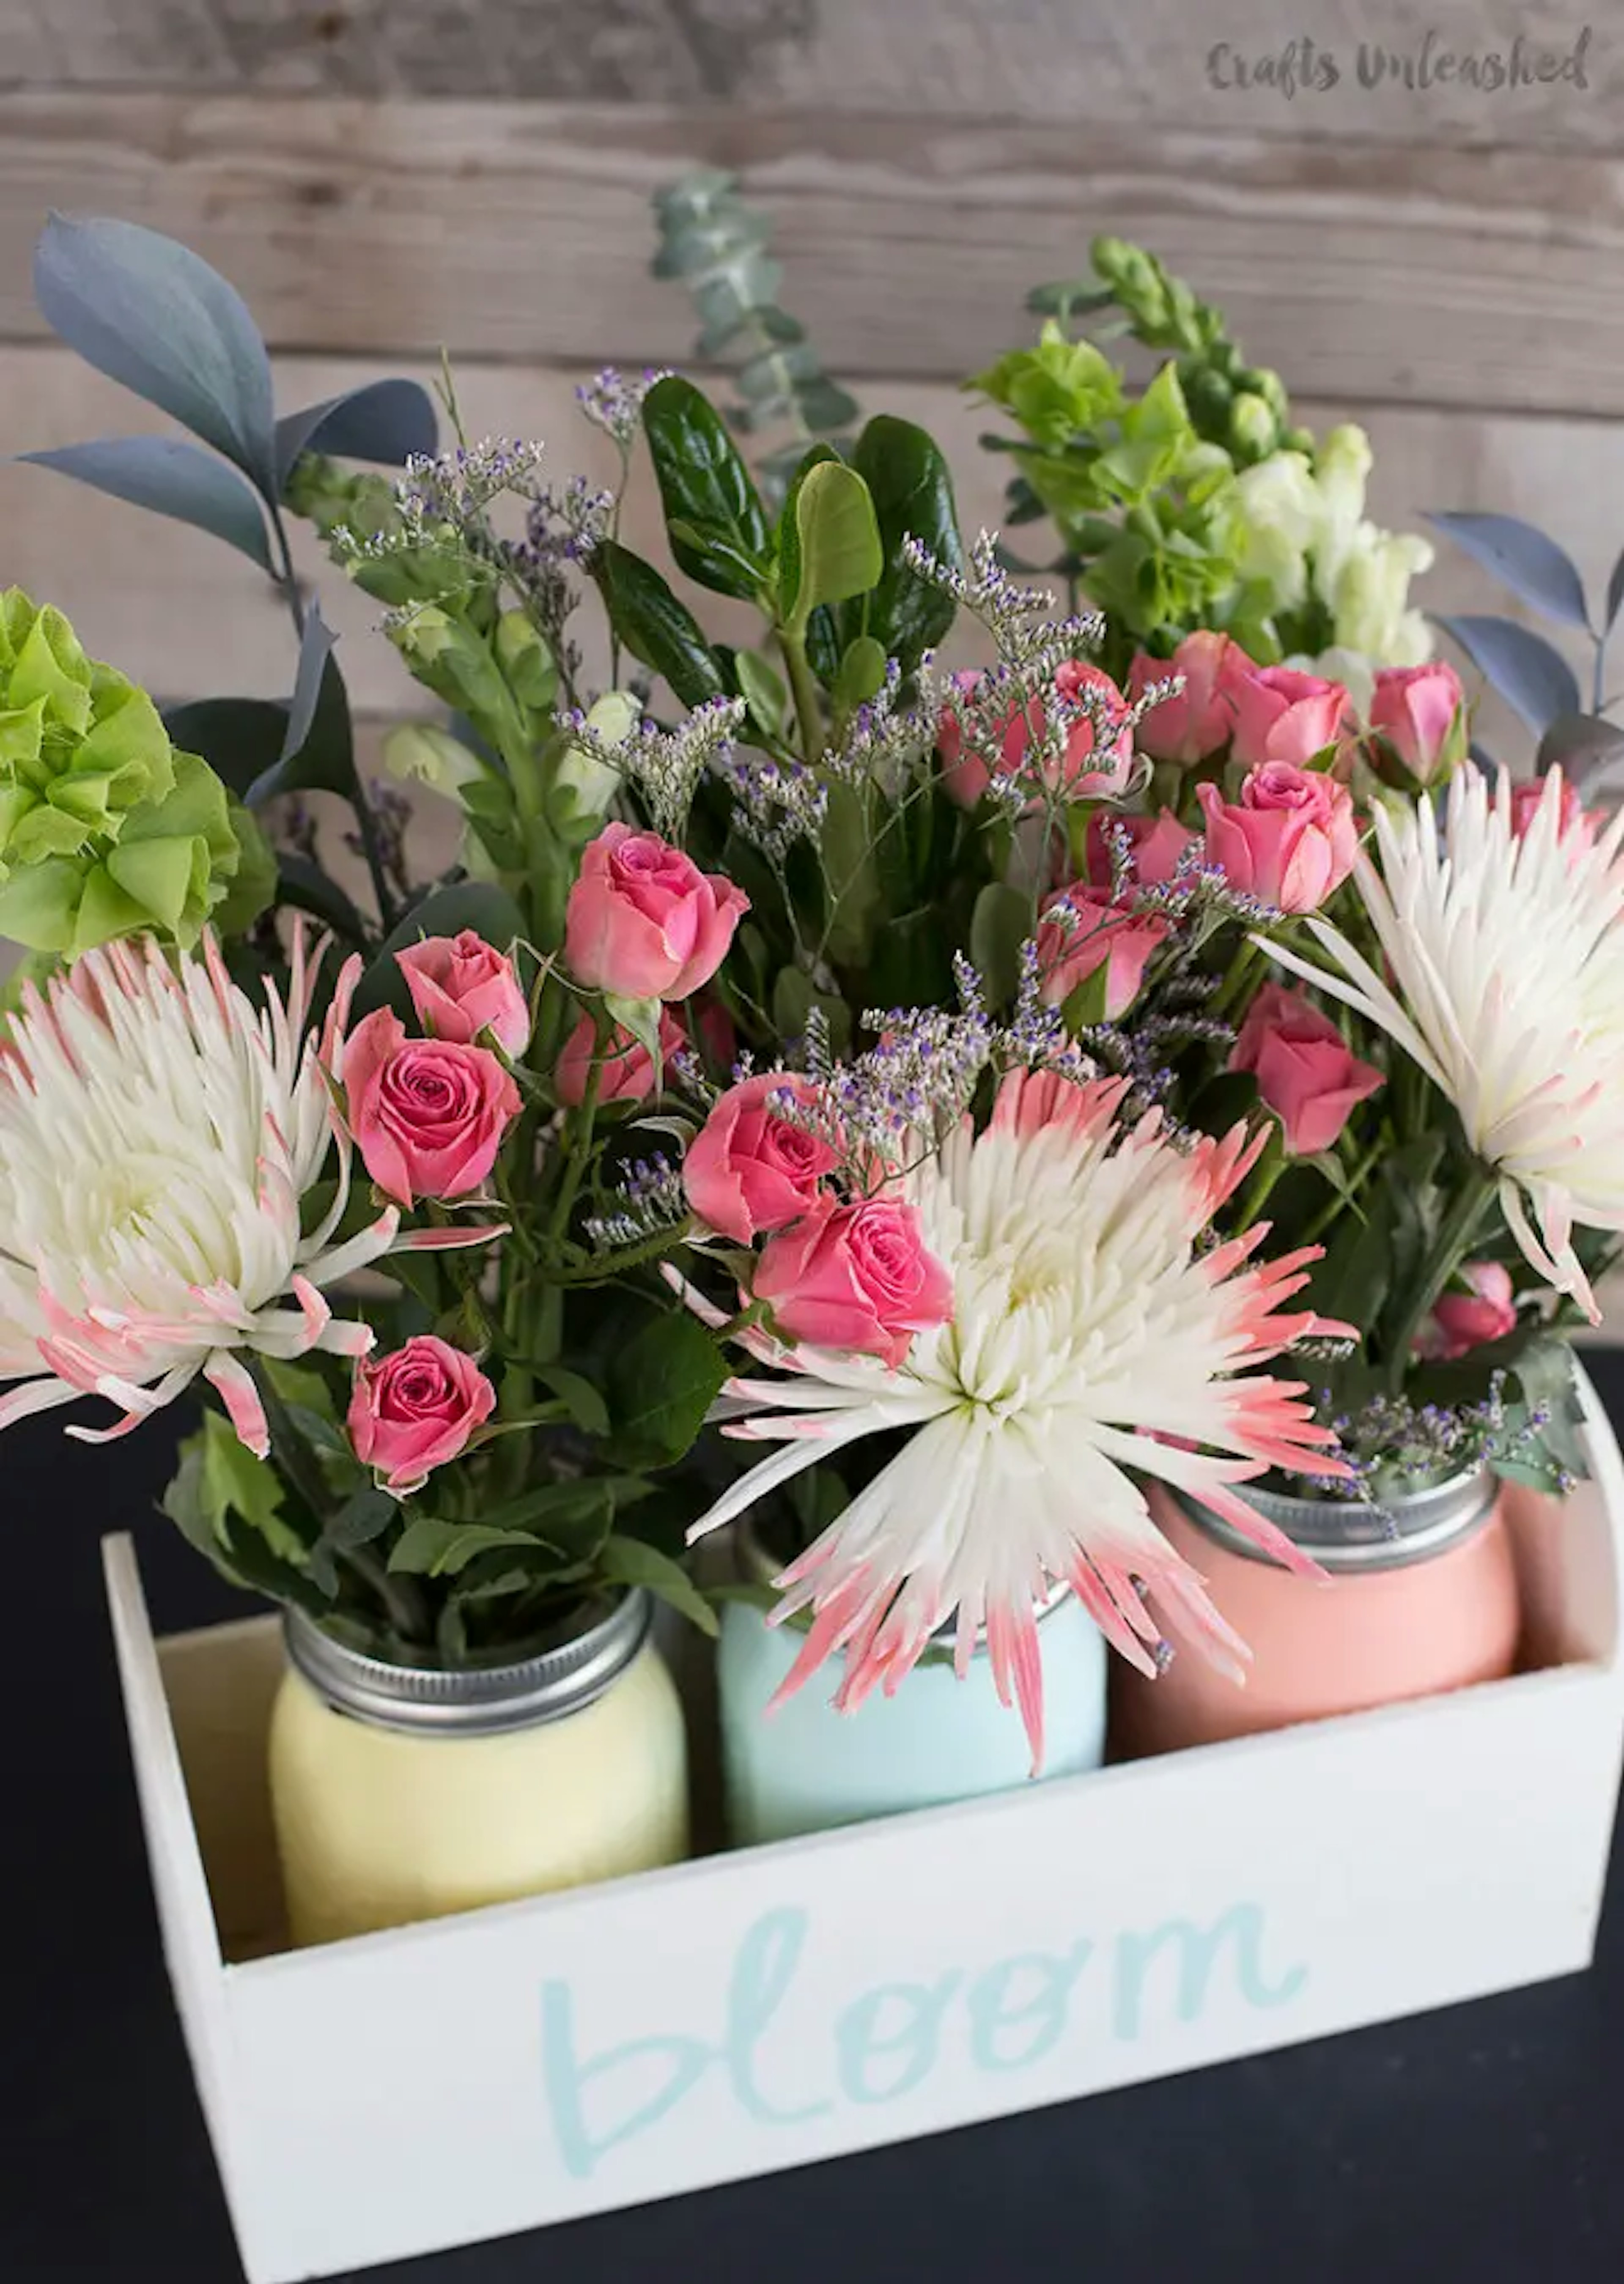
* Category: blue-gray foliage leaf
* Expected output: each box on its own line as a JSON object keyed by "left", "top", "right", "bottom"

{"left": 1536, "top": 710, "right": 1624, "bottom": 791}
{"left": 163, "top": 696, "right": 290, "bottom": 798}
{"left": 1606, "top": 544, "right": 1624, "bottom": 636}
{"left": 245, "top": 607, "right": 356, "bottom": 806}
{"left": 274, "top": 380, "right": 438, "bottom": 492}
{"left": 1425, "top": 512, "right": 1590, "bottom": 632}
{"left": 18, "top": 436, "right": 272, "bottom": 571}
{"left": 34, "top": 215, "right": 277, "bottom": 497}
{"left": 1433, "top": 614, "right": 1581, "bottom": 736}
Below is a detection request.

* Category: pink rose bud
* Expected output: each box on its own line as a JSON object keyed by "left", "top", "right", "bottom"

{"left": 1229, "top": 982, "right": 1383, "bottom": 1157}
{"left": 1230, "top": 664, "right": 1352, "bottom": 770}
{"left": 938, "top": 661, "right": 1133, "bottom": 809}
{"left": 1416, "top": 1261, "right": 1518, "bottom": 1362}
{"left": 1368, "top": 663, "right": 1465, "bottom": 785}
{"left": 684, "top": 1072, "right": 839, "bottom": 1243}
{"left": 1036, "top": 885, "right": 1169, "bottom": 1018}
{"left": 754, "top": 1193, "right": 954, "bottom": 1368}
{"left": 1084, "top": 806, "right": 1199, "bottom": 890}
{"left": 555, "top": 1008, "right": 685, "bottom": 1108}
{"left": 340, "top": 1006, "right": 521, "bottom": 1206}
{"left": 1198, "top": 761, "right": 1360, "bottom": 913}
{"left": 396, "top": 929, "right": 530, "bottom": 1056}
{"left": 1509, "top": 773, "right": 1601, "bottom": 858}
{"left": 565, "top": 821, "right": 749, "bottom": 1002}
{"left": 347, "top": 1334, "right": 497, "bottom": 1495}
{"left": 1128, "top": 630, "right": 1255, "bottom": 764}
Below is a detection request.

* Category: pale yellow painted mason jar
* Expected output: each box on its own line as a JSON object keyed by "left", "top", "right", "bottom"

{"left": 268, "top": 1590, "right": 689, "bottom": 1947}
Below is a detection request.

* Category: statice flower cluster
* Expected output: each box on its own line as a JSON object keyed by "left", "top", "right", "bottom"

{"left": 722, "top": 751, "right": 829, "bottom": 863}
{"left": 775, "top": 951, "right": 1092, "bottom": 1187}
{"left": 1293, "top": 1378, "right": 1566, "bottom": 1503}
{"left": 902, "top": 529, "right": 1102, "bottom": 669}
{"left": 393, "top": 438, "right": 549, "bottom": 536}
{"left": 583, "top": 1152, "right": 689, "bottom": 1254}
{"left": 821, "top": 653, "right": 944, "bottom": 794}
{"left": 557, "top": 694, "right": 745, "bottom": 841}
{"left": 575, "top": 365, "right": 673, "bottom": 450}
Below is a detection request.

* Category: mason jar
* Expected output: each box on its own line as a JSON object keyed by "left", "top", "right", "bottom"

{"left": 1115, "top": 1469, "right": 1521, "bottom": 1756}
{"left": 717, "top": 1519, "right": 1108, "bottom": 1846}
{"left": 268, "top": 1589, "right": 689, "bottom": 1947}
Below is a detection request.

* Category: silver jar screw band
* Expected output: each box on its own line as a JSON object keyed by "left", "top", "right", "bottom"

{"left": 283, "top": 1590, "right": 653, "bottom": 1736}
{"left": 1178, "top": 1466, "right": 1497, "bottom": 1574}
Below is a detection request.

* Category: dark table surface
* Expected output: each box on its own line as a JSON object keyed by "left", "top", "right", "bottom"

{"left": 5, "top": 1361, "right": 1624, "bottom": 2284}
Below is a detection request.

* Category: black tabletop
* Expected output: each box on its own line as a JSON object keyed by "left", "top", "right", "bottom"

{"left": 5, "top": 1363, "right": 1623, "bottom": 2284}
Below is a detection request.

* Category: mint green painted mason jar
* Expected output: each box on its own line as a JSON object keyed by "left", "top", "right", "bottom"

{"left": 718, "top": 1521, "right": 1108, "bottom": 1846}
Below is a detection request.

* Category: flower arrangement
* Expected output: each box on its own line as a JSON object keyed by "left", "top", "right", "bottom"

{"left": 4, "top": 206, "right": 1616, "bottom": 1779}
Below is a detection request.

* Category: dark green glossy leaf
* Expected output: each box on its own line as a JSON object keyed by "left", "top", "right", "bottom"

{"left": 591, "top": 538, "right": 729, "bottom": 708}
{"left": 164, "top": 696, "right": 288, "bottom": 800}
{"left": 642, "top": 375, "right": 771, "bottom": 600}
{"left": 607, "top": 1307, "right": 730, "bottom": 1468}
{"left": 849, "top": 414, "right": 963, "bottom": 668}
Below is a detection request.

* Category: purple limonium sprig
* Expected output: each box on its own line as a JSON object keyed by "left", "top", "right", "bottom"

{"left": 575, "top": 365, "right": 674, "bottom": 450}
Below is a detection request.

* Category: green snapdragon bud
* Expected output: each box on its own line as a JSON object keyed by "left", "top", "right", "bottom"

{"left": 1228, "top": 390, "right": 1279, "bottom": 462}
{"left": 0, "top": 591, "right": 248, "bottom": 957}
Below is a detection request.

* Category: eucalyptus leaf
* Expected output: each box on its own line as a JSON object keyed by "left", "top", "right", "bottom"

{"left": 1433, "top": 615, "right": 1581, "bottom": 738}
{"left": 274, "top": 378, "right": 438, "bottom": 491}
{"left": 35, "top": 214, "right": 278, "bottom": 496}
{"left": 1606, "top": 544, "right": 1624, "bottom": 636}
{"left": 18, "top": 437, "right": 273, "bottom": 572}
{"left": 1426, "top": 512, "right": 1590, "bottom": 632}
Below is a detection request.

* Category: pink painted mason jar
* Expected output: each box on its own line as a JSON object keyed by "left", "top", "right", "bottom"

{"left": 1115, "top": 1468, "right": 1522, "bottom": 1757}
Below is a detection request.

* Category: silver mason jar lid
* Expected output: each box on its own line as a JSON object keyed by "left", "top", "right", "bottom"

{"left": 283, "top": 1589, "right": 653, "bottom": 1737}
{"left": 1175, "top": 1465, "right": 1498, "bottom": 1574}
{"left": 733, "top": 1513, "right": 1073, "bottom": 1643}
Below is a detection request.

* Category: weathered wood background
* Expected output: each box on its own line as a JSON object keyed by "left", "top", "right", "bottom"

{"left": 0, "top": 0, "right": 1619, "bottom": 737}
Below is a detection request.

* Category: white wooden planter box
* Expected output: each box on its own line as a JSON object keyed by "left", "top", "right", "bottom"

{"left": 106, "top": 1366, "right": 1624, "bottom": 2284}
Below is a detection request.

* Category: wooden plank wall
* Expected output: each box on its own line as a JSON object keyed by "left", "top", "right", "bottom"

{"left": 0, "top": 1, "right": 1620, "bottom": 746}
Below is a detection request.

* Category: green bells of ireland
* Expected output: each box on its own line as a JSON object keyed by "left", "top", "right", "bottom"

{"left": 0, "top": 590, "right": 257, "bottom": 957}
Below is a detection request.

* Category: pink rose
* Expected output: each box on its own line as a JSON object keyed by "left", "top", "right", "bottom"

{"left": 684, "top": 1073, "right": 839, "bottom": 1243}
{"left": 1509, "top": 775, "right": 1601, "bottom": 857}
{"left": 555, "top": 1008, "right": 685, "bottom": 1108}
{"left": 565, "top": 821, "right": 749, "bottom": 1001}
{"left": 938, "top": 661, "right": 1133, "bottom": 809}
{"left": 1084, "top": 806, "right": 1199, "bottom": 890}
{"left": 1036, "top": 885, "right": 1168, "bottom": 1018}
{"left": 340, "top": 1006, "right": 521, "bottom": 1206}
{"left": 1198, "top": 762, "right": 1360, "bottom": 913}
{"left": 1229, "top": 983, "right": 1383, "bottom": 1157}
{"left": 1368, "top": 664, "right": 1465, "bottom": 785}
{"left": 1128, "top": 631, "right": 1254, "bottom": 764}
{"left": 396, "top": 929, "right": 529, "bottom": 1056}
{"left": 754, "top": 1193, "right": 954, "bottom": 1367}
{"left": 347, "top": 1335, "right": 496, "bottom": 1495}
{"left": 1417, "top": 1261, "right": 1518, "bottom": 1363}
{"left": 1230, "top": 664, "right": 1351, "bottom": 770}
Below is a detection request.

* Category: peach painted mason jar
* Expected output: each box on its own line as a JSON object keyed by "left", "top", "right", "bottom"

{"left": 268, "top": 1590, "right": 689, "bottom": 1947}
{"left": 1115, "top": 1467, "right": 1522, "bottom": 1757}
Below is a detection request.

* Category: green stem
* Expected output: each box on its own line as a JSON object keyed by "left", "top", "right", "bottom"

{"left": 551, "top": 1219, "right": 694, "bottom": 1287}
{"left": 1210, "top": 933, "right": 1266, "bottom": 1023}
{"left": 1385, "top": 1167, "right": 1497, "bottom": 1392}
{"left": 1299, "top": 1138, "right": 1382, "bottom": 1250}
{"left": 1234, "top": 1132, "right": 1287, "bottom": 1231}
{"left": 778, "top": 626, "right": 825, "bottom": 771}
{"left": 546, "top": 1030, "right": 607, "bottom": 1243}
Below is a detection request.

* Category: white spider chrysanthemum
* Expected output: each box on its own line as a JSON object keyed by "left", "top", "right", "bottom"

{"left": 1264, "top": 765, "right": 1624, "bottom": 1319}
{"left": 678, "top": 1069, "right": 1348, "bottom": 1765}
{"left": 0, "top": 931, "right": 493, "bottom": 1455}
